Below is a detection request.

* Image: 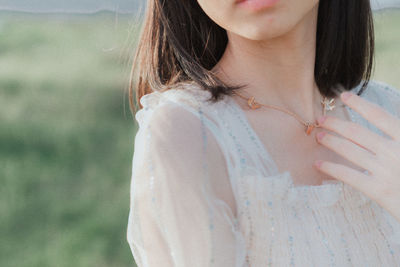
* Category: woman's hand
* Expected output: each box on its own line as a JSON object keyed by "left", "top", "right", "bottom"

{"left": 314, "top": 91, "right": 400, "bottom": 222}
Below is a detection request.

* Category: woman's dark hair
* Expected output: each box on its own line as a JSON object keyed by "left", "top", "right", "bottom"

{"left": 128, "top": 0, "right": 374, "bottom": 114}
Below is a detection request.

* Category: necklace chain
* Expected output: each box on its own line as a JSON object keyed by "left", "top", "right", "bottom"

{"left": 231, "top": 91, "right": 337, "bottom": 135}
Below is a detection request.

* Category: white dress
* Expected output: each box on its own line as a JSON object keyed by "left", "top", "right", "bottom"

{"left": 126, "top": 79, "right": 400, "bottom": 267}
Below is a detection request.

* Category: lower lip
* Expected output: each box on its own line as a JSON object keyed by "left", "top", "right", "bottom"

{"left": 237, "top": 0, "right": 280, "bottom": 12}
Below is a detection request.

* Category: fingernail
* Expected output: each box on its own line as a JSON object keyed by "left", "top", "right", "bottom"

{"left": 314, "top": 160, "right": 324, "bottom": 168}
{"left": 317, "top": 116, "right": 327, "bottom": 125}
{"left": 317, "top": 131, "right": 326, "bottom": 141}
{"left": 341, "top": 92, "right": 352, "bottom": 101}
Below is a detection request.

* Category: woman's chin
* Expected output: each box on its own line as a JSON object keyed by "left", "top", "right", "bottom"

{"left": 233, "top": 21, "right": 292, "bottom": 41}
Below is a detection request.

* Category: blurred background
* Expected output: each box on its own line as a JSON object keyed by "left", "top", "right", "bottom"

{"left": 0, "top": 1, "right": 399, "bottom": 267}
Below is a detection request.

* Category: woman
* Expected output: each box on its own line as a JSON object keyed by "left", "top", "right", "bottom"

{"left": 127, "top": 0, "right": 400, "bottom": 266}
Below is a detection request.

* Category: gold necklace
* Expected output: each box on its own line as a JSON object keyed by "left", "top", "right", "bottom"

{"left": 232, "top": 91, "right": 336, "bottom": 135}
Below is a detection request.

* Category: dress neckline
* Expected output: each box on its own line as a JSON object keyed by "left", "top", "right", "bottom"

{"left": 225, "top": 86, "right": 363, "bottom": 189}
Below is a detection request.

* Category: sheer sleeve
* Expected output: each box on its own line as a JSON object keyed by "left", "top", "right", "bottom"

{"left": 371, "top": 80, "right": 400, "bottom": 119}
{"left": 126, "top": 90, "right": 247, "bottom": 267}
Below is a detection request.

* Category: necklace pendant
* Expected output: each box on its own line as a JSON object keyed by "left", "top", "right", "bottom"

{"left": 247, "top": 96, "right": 261, "bottom": 110}
{"left": 305, "top": 123, "right": 315, "bottom": 135}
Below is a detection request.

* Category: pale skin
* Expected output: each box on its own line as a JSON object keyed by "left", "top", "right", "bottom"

{"left": 196, "top": 0, "right": 400, "bottom": 222}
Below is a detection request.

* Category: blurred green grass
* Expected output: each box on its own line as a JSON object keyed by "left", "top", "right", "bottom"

{"left": 373, "top": 9, "right": 400, "bottom": 88}
{"left": 0, "top": 8, "right": 399, "bottom": 267}
{"left": 0, "top": 11, "right": 140, "bottom": 267}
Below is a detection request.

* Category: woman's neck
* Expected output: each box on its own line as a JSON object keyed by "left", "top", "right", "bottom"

{"left": 212, "top": 5, "right": 324, "bottom": 122}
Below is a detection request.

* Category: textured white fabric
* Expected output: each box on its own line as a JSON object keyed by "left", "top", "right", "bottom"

{"left": 127, "top": 80, "right": 400, "bottom": 267}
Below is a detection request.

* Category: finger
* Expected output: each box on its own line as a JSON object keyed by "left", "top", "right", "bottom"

{"left": 316, "top": 131, "right": 377, "bottom": 173}
{"left": 317, "top": 115, "right": 391, "bottom": 156}
{"left": 340, "top": 92, "right": 400, "bottom": 141}
{"left": 314, "top": 160, "right": 375, "bottom": 194}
